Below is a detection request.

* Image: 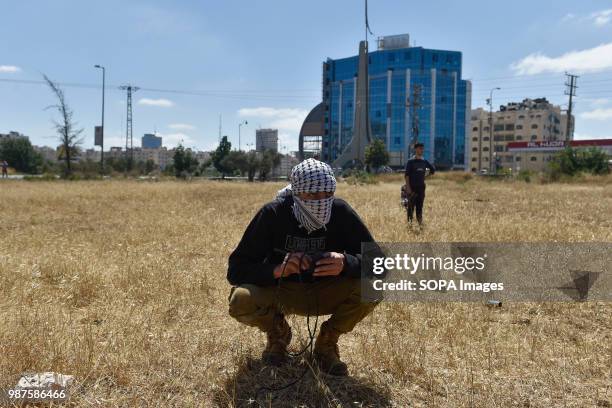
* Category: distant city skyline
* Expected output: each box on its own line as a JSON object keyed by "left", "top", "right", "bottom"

{"left": 1, "top": 0, "right": 612, "bottom": 153}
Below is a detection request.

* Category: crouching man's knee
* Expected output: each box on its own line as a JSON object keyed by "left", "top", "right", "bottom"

{"left": 228, "top": 286, "right": 257, "bottom": 319}
{"left": 228, "top": 285, "right": 277, "bottom": 331}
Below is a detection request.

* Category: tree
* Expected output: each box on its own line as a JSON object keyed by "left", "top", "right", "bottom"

{"left": 173, "top": 145, "right": 199, "bottom": 178}
{"left": 551, "top": 147, "right": 578, "bottom": 176}
{"left": 0, "top": 137, "right": 43, "bottom": 174}
{"left": 578, "top": 147, "right": 609, "bottom": 175}
{"left": 245, "top": 150, "right": 261, "bottom": 182}
{"left": 212, "top": 136, "right": 232, "bottom": 178}
{"left": 145, "top": 159, "right": 156, "bottom": 174}
{"left": 258, "top": 150, "right": 281, "bottom": 180}
{"left": 43, "top": 74, "right": 83, "bottom": 177}
{"left": 220, "top": 150, "right": 248, "bottom": 177}
{"left": 550, "top": 146, "right": 609, "bottom": 176}
{"left": 365, "top": 139, "right": 389, "bottom": 171}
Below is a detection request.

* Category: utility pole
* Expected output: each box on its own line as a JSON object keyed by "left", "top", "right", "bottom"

{"left": 487, "top": 87, "right": 501, "bottom": 174}
{"left": 564, "top": 73, "right": 578, "bottom": 142}
{"left": 406, "top": 84, "right": 422, "bottom": 158}
{"left": 119, "top": 85, "right": 139, "bottom": 173}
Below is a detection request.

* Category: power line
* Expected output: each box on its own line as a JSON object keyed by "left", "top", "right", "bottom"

{"left": 2, "top": 73, "right": 612, "bottom": 98}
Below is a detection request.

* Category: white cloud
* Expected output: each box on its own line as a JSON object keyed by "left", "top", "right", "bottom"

{"left": 137, "top": 98, "right": 175, "bottom": 107}
{"left": 168, "top": 123, "right": 196, "bottom": 131}
{"left": 238, "top": 107, "right": 309, "bottom": 151}
{"left": 510, "top": 42, "right": 612, "bottom": 75}
{"left": 560, "top": 13, "right": 575, "bottom": 23}
{"left": 585, "top": 98, "right": 610, "bottom": 108}
{"left": 238, "top": 107, "right": 308, "bottom": 133}
{"left": 0, "top": 65, "right": 20, "bottom": 73}
{"left": 157, "top": 132, "right": 195, "bottom": 148}
{"left": 590, "top": 9, "right": 612, "bottom": 26}
{"left": 103, "top": 131, "right": 127, "bottom": 149}
{"left": 580, "top": 108, "right": 612, "bottom": 120}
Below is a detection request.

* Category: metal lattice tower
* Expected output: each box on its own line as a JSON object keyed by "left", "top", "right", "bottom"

{"left": 119, "top": 85, "right": 139, "bottom": 168}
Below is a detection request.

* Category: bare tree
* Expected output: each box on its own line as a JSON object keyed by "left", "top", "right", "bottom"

{"left": 43, "top": 74, "right": 83, "bottom": 176}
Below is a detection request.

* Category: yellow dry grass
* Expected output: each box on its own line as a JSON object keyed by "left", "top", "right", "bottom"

{"left": 0, "top": 178, "right": 610, "bottom": 407}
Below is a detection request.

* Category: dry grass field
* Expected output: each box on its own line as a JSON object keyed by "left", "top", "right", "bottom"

{"left": 0, "top": 176, "right": 611, "bottom": 407}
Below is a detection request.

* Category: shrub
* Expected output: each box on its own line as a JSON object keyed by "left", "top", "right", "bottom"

{"left": 343, "top": 169, "right": 378, "bottom": 185}
{"left": 517, "top": 170, "right": 534, "bottom": 183}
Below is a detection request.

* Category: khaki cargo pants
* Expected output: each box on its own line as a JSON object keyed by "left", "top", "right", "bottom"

{"left": 228, "top": 277, "right": 378, "bottom": 334}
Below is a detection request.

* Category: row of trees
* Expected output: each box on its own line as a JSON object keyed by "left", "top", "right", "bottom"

{"left": 210, "top": 136, "right": 281, "bottom": 181}
{"left": 0, "top": 135, "right": 284, "bottom": 180}
{"left": 0, "top": 137, "right": 163, "bottom": 177}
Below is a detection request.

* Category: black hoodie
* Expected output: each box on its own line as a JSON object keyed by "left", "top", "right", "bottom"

{"left": 227, "top": 195, "right": 376, "bottom": 286}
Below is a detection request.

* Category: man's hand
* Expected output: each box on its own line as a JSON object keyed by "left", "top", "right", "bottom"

{"left": 273, "top": 252, "right": 310, "bottom": 279}
{"left": 312, "top": 252, "right": 345, "bottom": 277}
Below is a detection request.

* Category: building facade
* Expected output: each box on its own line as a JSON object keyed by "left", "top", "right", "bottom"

{"left": 105, "top": 146, "right": 209, "bottom": 170}
{"left": 256, "top": 129, "right": 278, "bottom": 152}
{"left": 506, "top": 139, "right": 612, "bottom": 172}
{"left": 142, "top": 133, "right": 162, "bottom": 149}
{"left": 271, "top": 153, "right": 300, "bottom": 178}
{"left": 321, "top": 34, "right": 471, "bottom": 169}
{"left": 33, "top": 146, "right": 58, "bottom": 163}
{"left": 469, "top": 98, "right": 571, "bottom": 173}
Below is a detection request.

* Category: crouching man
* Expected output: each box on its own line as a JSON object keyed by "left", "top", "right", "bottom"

{"left": 227, "top": 158, "right": 378, "bottom": 376}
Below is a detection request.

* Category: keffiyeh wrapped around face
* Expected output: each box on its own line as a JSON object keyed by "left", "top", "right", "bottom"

{"left": 276, "top": 158, "right": 337, "bottom": 234}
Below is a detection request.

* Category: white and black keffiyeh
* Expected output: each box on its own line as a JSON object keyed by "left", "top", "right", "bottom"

{"left": 276, "top": 158, "right": 337, "bottom": 234}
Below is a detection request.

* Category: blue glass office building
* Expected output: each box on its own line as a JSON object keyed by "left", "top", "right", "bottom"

{"left": 142, "top": 133, "right": 162, "bottom": 149}
{"left": 321, "top": 35, "right": 471, "bottom": 169}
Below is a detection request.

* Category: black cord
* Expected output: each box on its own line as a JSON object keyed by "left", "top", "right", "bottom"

{"left": 255, "top": 252, "right": 320, "bottom": 399}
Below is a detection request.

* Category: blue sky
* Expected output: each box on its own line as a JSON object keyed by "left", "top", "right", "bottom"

{"left": 1, "top": 0, "right": 612, "bottom": 152}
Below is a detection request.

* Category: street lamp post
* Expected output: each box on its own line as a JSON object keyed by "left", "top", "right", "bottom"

{"left": 94, "top": 65, "right": 105, "bottom": 172}
{"left": 238, "top": 120, "right": 248, "bottom": 151}
{"left": 487, "top": 87, "right": 500, "bottom": 174}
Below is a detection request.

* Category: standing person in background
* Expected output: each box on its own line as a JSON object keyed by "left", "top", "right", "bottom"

{"left": 1, "top": 160, "right": 8, "bottom": 178}
{"left": 404, "top": 143, "right": 435, "bottom": 227}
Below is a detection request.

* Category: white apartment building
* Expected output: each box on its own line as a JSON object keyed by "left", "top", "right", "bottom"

{"left": 469, "top": 98, "right": 571, "bottom": 173}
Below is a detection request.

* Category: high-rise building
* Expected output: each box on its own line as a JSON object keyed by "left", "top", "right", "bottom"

{"left": 256, "top": 129, "right": 278, "bottom": 152}
{"left": 321, "top": 34, "right": 471, "bottom": 169}
{"left": 469, "top": 98, "right": 571, "bottom": 173}
{"left": 142, "top": 133, "right": 162, "bottom": 149}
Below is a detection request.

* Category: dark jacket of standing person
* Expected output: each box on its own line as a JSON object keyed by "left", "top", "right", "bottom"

{"left": 404, "top": 158, "right": 435, "bottom": 188}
